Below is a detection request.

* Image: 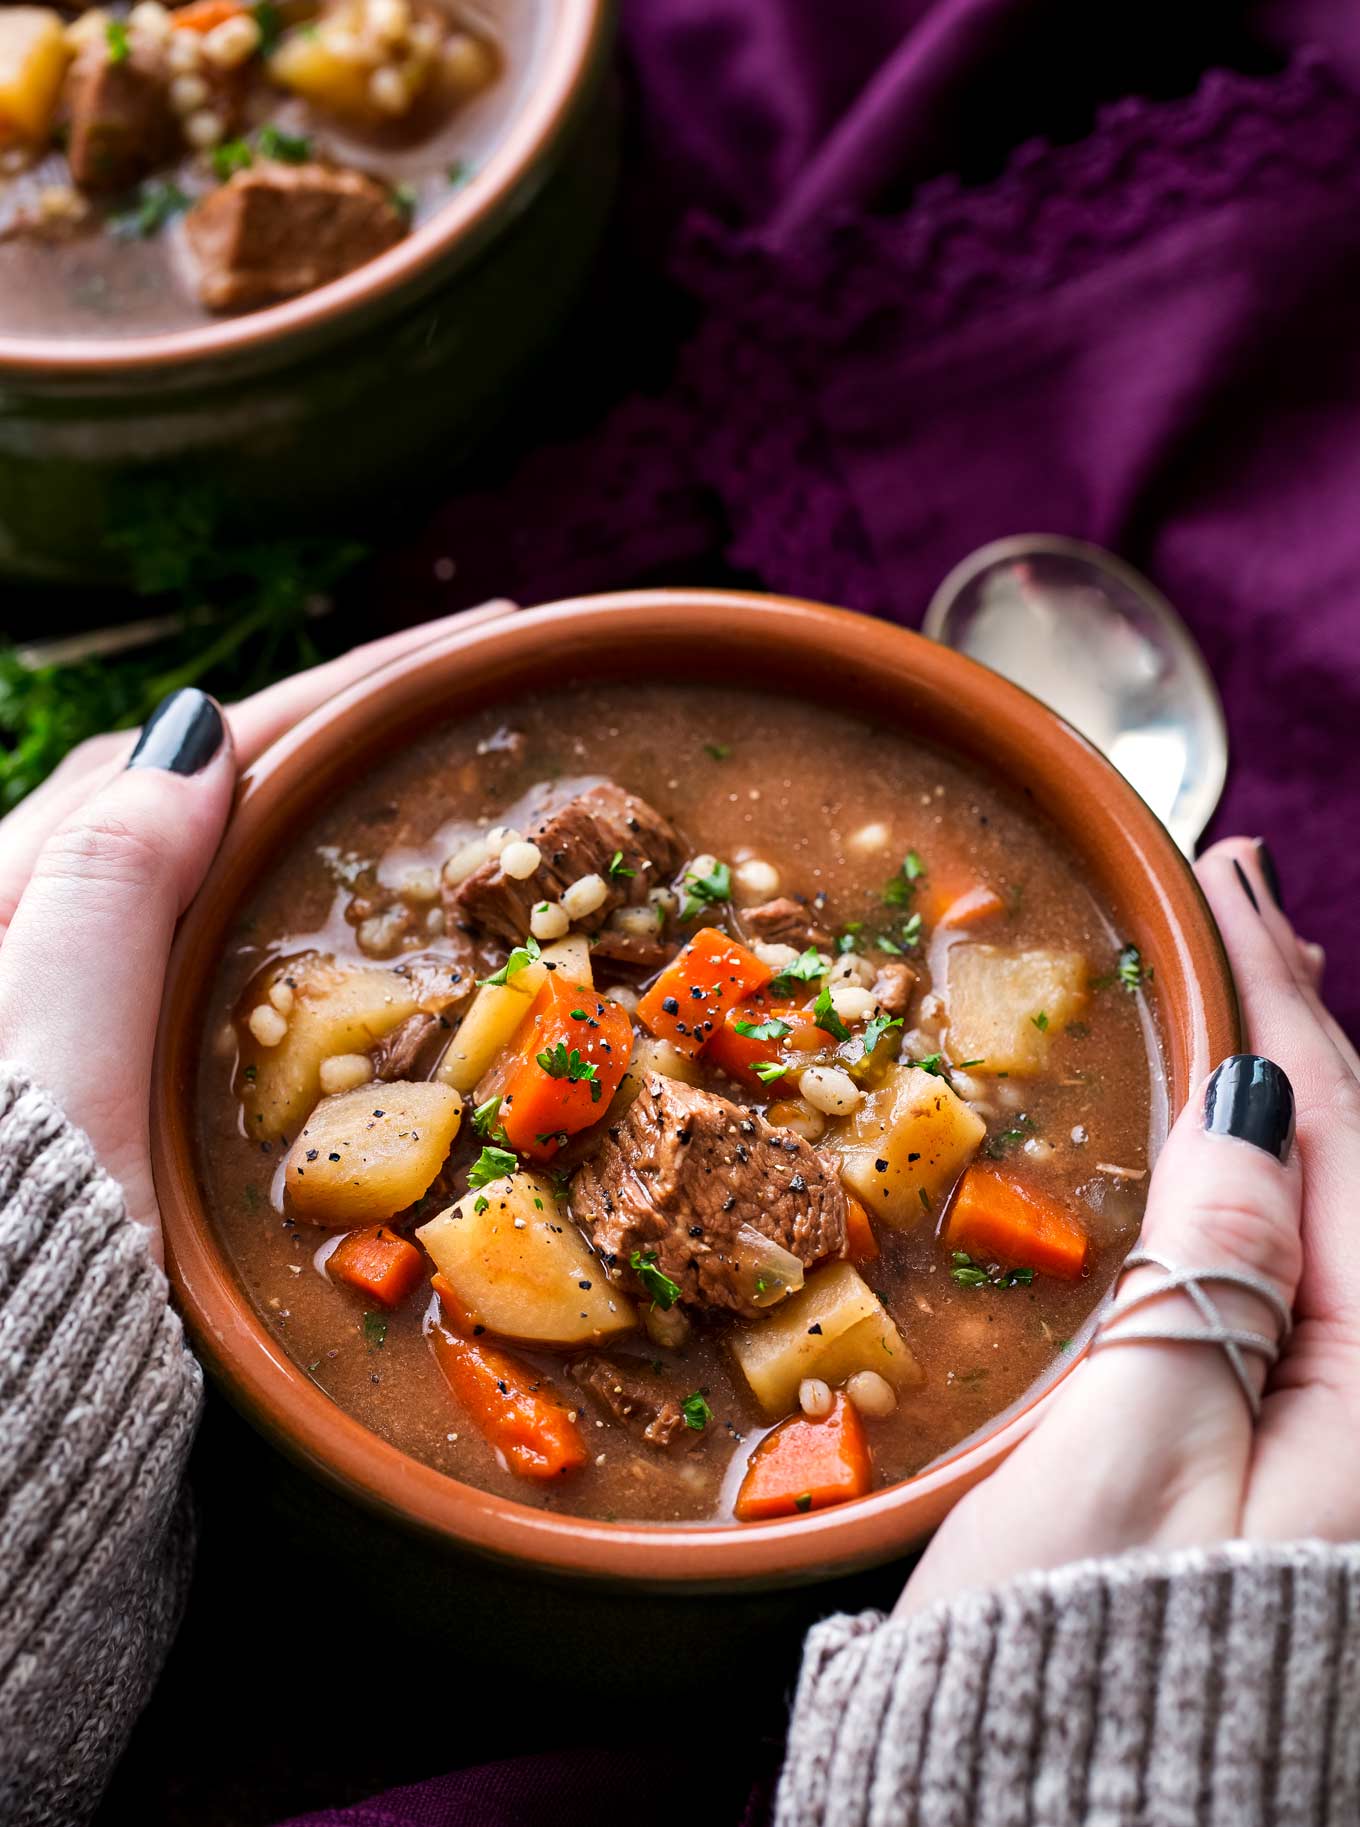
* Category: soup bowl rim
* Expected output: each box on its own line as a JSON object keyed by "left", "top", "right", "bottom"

{"left": 0, "top": 0, "right": 611, "bottom": 380}
{"left": 152, "top": 586, "right": 1240, "bottom": 1588}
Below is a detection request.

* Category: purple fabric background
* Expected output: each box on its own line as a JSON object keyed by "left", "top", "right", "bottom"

{"left": 306, "top": 2, "right": 1360, "bottom": 1820}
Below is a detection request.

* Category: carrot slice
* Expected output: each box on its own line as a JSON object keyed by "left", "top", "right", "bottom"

{"left": 477, "top": 974, "right": 632, "bottom": 1161}
{"left": 943, "top": 1164, "right": 1088, "bottom": 1280}
{"left": 637, "top": 927, "right": 772, "bottom": 1059}
{"left": 170, "top": 0, "right": 248, "bottom": 30}
{"left": 937, "top": 885, "right": 1007, "bottom": 928}
{"left": 704, "top": 987, "right": 800, "bottom": 1088}
{"left": 735, "top": 1393, "right": 872, "bottom": 1522}
{"left": 843, "top": 1194, "right": 879, "bottom": 1264}
{"left": 429, "top": 1308, "right": 587, "bottom": 1481}
{"left": 328, "top": 1225, "right": 425, "bottom": 1308}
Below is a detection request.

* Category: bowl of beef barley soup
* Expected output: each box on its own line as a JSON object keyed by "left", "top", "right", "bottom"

{"left": 152, "top": 587, "right": 1239, "bottom": 1587}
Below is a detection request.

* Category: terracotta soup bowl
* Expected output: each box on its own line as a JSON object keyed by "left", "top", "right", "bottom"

{"left": 152, "top": 588, "right": 1240, "bottom": 1594}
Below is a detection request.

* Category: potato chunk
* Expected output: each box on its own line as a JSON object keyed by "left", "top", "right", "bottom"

{"left": 830, "top": 1064, "right": 985, "bottom": 1226}
{"left": 240, "top": 955, "right": 419, "bottom": 1139}
{"left": 945, "top": 944, "right": 1089, "bottom": 1076}
{"left": 417, "top": 1172, "right": 636, "bottom": 1347}
{"left": 0, "top": 9, "right": 69, "bottom": 147}
{"left": 729, "top": 1261, "right": 921, "bottom": 1418}
{"left": 286, "top": 1081, "right": 463, "bottom": 1226}
{"left": 434, "top": 936, "right": 591, "bottom": 1093}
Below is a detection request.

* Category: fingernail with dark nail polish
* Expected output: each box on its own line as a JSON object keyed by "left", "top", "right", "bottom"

{"left": 1204, "top": 1054, "right": 1295, "bottom": 1162}
{"left": 1232, "top": 859, "right": 1259, "bottom": 913}
{"left": 127, "top": 689, "right": 224, "bottom": 776}
{"left": 1256, "top": 840, "right": 1285, "bottom": 913}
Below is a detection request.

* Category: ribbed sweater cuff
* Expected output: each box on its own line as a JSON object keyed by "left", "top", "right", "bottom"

{"left": 778, "top": 1539, "right": 1360, "bottom": 1827}
{"left": 0, "top": 1063, "right": 203, "bottom": 1826}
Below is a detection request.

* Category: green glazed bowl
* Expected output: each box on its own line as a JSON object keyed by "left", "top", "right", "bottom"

{"left": 0, "top": 0, "right": 615, "bottom": 585}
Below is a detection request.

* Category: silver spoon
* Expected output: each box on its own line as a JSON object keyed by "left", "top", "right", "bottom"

{"left": 923, "top": 534, "right": 1228, "bottom": 858}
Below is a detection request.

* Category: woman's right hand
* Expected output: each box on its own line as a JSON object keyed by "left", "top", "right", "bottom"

{"left": 900, "top": 837, "right": 1360, "bottom": 1613}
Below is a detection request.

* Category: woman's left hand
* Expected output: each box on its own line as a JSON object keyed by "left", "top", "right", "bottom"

{"left": 900, "top": 837, "right": 1360, "bottom": 1615}
{"left": 0, "top": 603, "right": 513, "bottom": 1262}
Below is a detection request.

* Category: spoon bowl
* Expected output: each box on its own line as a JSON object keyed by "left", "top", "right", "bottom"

{"left": 924, "top": 535, "right": 1228, "bottom": 856}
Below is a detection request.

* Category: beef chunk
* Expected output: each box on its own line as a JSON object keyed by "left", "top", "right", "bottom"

{"left": 371, "top": 1012, "right": 441, "bottom": 1082}
{"left": 588, "top": 928, "right": 677, "bottom": 974}
{"left": 572, "top": 1354, "right": 688, "bottom": 1449}
{"left": 449, "top": 783, "right": 683, "bottom": 948}
{"left": 572, "top": 1075, "right": 847, "bottom": 1318}
{"left": 741, "top": 897, "right": 832, "bottom": 952}
{"left": 871, "top": 960, "right": 916, "bottom": 1018}
{"left": 392, "top": 944, "right": 483, "bottom": 1016}
{"left": 372, "top": 945, "right": 481, "bottom": 1078}
{"left": 185, "top": 162, "right": 406, "bottom": 312}
{"left": 66, "top": 39, "right": 178, "bottom": 191}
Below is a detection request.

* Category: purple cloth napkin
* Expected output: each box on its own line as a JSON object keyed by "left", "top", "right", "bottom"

{"left": 331, "top": 6, "right": 1360, "bottom": 1822}
{"left": 382, "top": 0, "right": 1360, "bottom": 1042}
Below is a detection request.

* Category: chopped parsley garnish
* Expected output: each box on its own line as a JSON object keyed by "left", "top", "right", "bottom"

{"left": 480, "top": 934, "right": 541, "bottom": 987}
{"left": 681, "top": 1392, "right": 713, "bottom": 1431}
{"left": 857, "top": 1012, "right": 903, "bottom": 1061}
{"left": 703, "top": 742, "right": 731, "bottom": 760}
{"left": 752, "top": 1060, "right": 788, "bottom": 1084}
{"left": 734, "top": 1015, "right": 792, "bottom": 1041}
{"left": 468, "top": 1144, "right": 519, "bottom": 1189}
{"left": 1031, "top": 1010, "right": 1049, "bottom": 1032}
{"left": 473, "top": 1194, "right": 489, "bottom": 1214}
{"left": 105, "top": 18, "right": 130, "bottom": 62}
{"left": 950, "top": 1249, "right": 1035, "bottom": 1290}
{"left": 813, "top": 984, "right": 851, "bottom": 1043}
{"left": 630, "top": 1249, "right": 681, "bottom": 1310}
{"left": 361, "top": 1311, "right": 388, "bottom": 1348}
{"left": 110, "top": 180, "right": 190, "bottom": 239}
{"left": 912, "top": 1052, "right": 947, "bottom": 1077}
{"left": 536, "top": 1042, "right": 601, "bottom": 1101}
{"left": 985, "top": 1113, "right": 1036, "bottom": 1158}
{"left": 955, "top": 1058, "right": 985, "bottom": 1069}
{"left": 793, "top": 1492, "right": 813, "bottom": 1513}
{"left": 882, "top": 850, "right": 925, "bottom": 906}
{"left": 390, "top": 182, "right": 417, "bottom": 222}
{"left": 471, "top": 1095, "right": 507, "bottom": 1140}
{"left": 769, "top": 946, "right": 825, "bottom": 994}
{"left": 211, "top": 138, "right": 253, "bottom": 180}
{"left": 680, "top": 859, "right": 731, "bottom": 920}
{"left": 607, "top": 849, "right": 635, "bottom": 879}
{"left": 257, "top": 123, "right": 312, "bottom": 164}
{"left": 837, "top": 924, "right": 863, "bottom": 953}
{"left": 878, "top": 911, "right": 924, "bottom": 954}
{"left": 251, "top": 0, "right": 284, "bottom": 52}
{"left": 1117, "top": 943, "right": 1151, "bottom": 992}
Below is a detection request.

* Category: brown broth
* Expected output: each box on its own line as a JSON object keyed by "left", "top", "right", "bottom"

{"left": 195, "top": 682, "right": 1164, "bottom": 1524}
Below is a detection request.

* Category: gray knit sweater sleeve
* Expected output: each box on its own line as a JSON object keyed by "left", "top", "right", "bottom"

{"left": 778, "top": 1538, "right": 1360, "bottom": 1827}
{"left": 0, "top": 1065, "right": 202, "bottom": 1827}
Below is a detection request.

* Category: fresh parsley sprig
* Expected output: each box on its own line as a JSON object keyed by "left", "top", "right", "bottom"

{"left": 679, "top": 859, "right": 731, "bottom": 921}
{"left": 479, "top": 935, "right": 541, "bottom": 987}
{"left": 630, "top": 1249, "right": 681, "bottom": 1309}
{"left": 536, "top": 1042, "right": 601, "bottom": 1101}
{"left": 950, "top": 1249, "right": 1035, "bottom": 1290}
{"left": 468, "top": 1144, "right": 519, "bottom": 1189}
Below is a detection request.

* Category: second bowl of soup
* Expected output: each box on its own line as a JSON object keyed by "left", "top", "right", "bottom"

{"left": 155, "top": 588, "right": 1238, "bottom": 1585}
